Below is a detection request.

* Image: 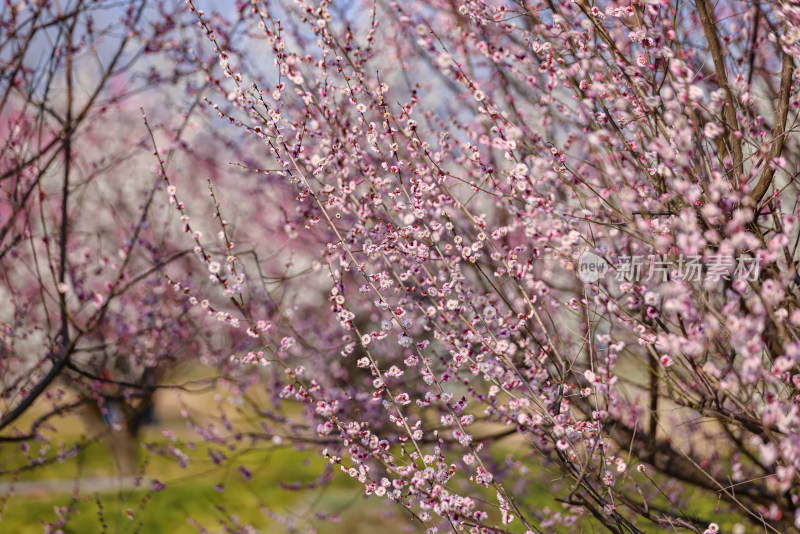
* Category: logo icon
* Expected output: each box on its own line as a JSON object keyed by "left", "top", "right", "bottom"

{"left": 578, "top": 251, "right": 609, "bottom": 283}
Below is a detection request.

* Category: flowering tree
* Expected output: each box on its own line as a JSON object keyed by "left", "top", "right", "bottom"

{"left": 0, "top": 0, "right": 236, "bottom": 481}
{"left": 3, "top": 0, "right": 800, "bottom": 532}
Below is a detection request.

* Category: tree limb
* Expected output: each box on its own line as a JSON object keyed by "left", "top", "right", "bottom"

{"left": 750, "top": 51, "right": 795, "bottom": 205}
{"left": 696, "top": 0, "right": 744, "bottom": 175}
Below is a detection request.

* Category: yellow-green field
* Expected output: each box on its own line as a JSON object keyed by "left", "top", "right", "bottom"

{"left": 0, "top": 373, "right": 749, "bottom": 533}
{"left": 0, "top": 372, "right": 413, "bottom": 533}
{"left": 0, "top": 442, "right": 409, "bottom": 533}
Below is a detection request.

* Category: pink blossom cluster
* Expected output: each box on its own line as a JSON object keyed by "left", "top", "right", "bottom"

{"left": 2, "top": 0, "right": 800, "bottom": 532}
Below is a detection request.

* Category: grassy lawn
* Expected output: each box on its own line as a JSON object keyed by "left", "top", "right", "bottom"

{"left": 0, "top": 375, "right": 413, "bottom": 533}
{"left": 0, "top": 440, "right": 411, "bottom": 533}
{"left": 0, "top": 376, "right": 749, "bottom": 533}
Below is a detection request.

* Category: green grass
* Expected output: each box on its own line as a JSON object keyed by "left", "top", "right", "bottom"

{"left": 0, "top": 436, "right": 752, "bottom": 534}
{"left": 0, "top": 383, "right": 412, "bottom": 534}
{"left": 0, "top": 380, "right": 751, "bottom": 533}
{"left": 0, "top": 444, "right": 410, "bottom": 533}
